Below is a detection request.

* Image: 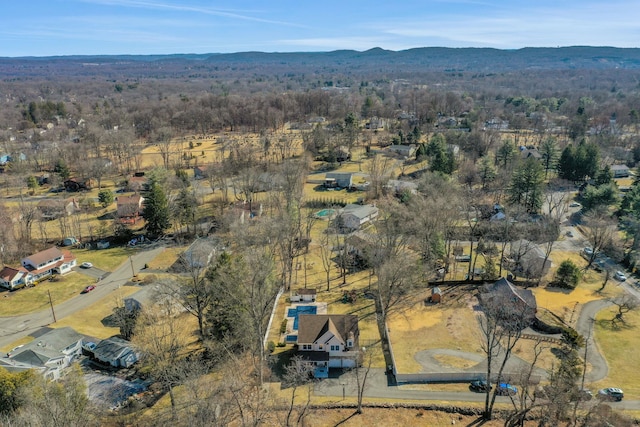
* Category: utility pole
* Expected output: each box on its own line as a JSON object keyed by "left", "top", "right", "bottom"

{"left": 47, "top": 290, "right": 57, "bottom": 323}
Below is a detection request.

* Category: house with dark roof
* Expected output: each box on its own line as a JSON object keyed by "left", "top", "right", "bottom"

{"left": 479, "top": 277, "right": 537, "bottom": 327}
{"left": 90, "top": 336, "right": 139, "bottom": 368}
{"left": 20, "top": 246, "right": 77, "bottom": 284}
{"left": 0, "top": 327, "right": 83, "bottom": 380}
{"left": 117, "top": 194, "right": 144, "bottom": 224}
{"left": 296, "top": 314, "right": 360, "bottom": 378}
{"left": 0, "top": 266, "right": 28, "bottom": 290}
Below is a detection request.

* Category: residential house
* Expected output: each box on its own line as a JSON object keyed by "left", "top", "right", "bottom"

{"left": 176, "top": 238, "right": 220, "bottom": 271}
{"left": 484, "top": 118, "right": 509, "bottom": 130}
{"left": 479, "top": 277, "right": 537, "bottom": 326}
{"left": 365, "top": 117, "right": 385, "bottom": 130}
{"left": 127, "top": 172, "right": 149, "bottom": 192}
{"left": 37, "top": 198, "right": 80, "bottom": 221}
{"left": 338, "top": 204, "right": 379, "bottom": 230}
{"left": 63, "top": 177, "right": 93, "bottom": 192}
{"left": 193, "top": 165, "right": 207, "bottom": 180}
{"left": 0, "top": 266, "right": 28, "bottom": 290}
{"left": 21, "top": 246, "right": 77, "bottom": 284}
{"left": 90, "top": 336, "right": 139, "bottom": 368}
{"left": 296, "top": 314, "right": 360, "bottom": 377}
{"left": 384, "top": 179, "right": 419, "bottom": 196}
{"left": 324, "top": 172, "right": 353, "bottom": 189}
{"left": 335, "top": 146, "right": 352, "bottom": 162}
{"left": 612, "top": 164, "right": 630, "bottom": 178}
{"left": 520, "top": 147, "right": 543, "bottom": 160}
{"left": 117, "top": 195, "right": 144, "bottom": 224}
{"left": 509, "top": 239, "right": 551, "bottom": 279}
{"left": 388, "top": 144, "right": 417, "bottom": 158}
{"left": 0, "top": 327, "right": 84, "bottom": 380}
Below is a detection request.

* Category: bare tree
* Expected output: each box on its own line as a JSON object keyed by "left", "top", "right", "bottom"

{"left": 608, "top": 294, "right": 639, "bottom": 326}
{"left": 478, "top": 289, "right": 536, "bottom": 420}
{"left": 281, "top": 356, "right": 315, "bottom": 427}
{"left": 583, "top": 208, "right": 616, "bottom": 269}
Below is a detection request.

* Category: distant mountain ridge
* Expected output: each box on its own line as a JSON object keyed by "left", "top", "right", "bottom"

{"left": 1, "top": 46, "right": 639, "bottom": 79}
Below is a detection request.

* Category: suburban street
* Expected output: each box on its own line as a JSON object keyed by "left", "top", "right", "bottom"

{"left": 0, "top": 246, "right": 165, "bottom": 349}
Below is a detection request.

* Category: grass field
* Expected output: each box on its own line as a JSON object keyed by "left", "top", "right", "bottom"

{"left": 0, "top": 272, "right": 93, "bottom": 316}
{"left": 591, "top": 306, "right": 640, "bottom": 400}
{"left": 50, "top": 285, "right": 141, "bottom": 339}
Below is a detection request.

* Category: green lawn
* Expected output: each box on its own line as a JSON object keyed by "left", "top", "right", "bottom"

{"left": 72, "top": 246, "right": 136, "bottom": 272}
{"left": 0, "top": 272, "right": 92, "bottom": 316}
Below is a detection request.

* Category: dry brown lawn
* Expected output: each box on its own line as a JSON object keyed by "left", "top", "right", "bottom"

{"left": 51, "top": 285, "right": 140, "bottom": 339}
{"left": 590, "top": 306, "right": 640, "bottom": 400}
{"left": 388, "top": 289, "right": 482, "bottom": 374}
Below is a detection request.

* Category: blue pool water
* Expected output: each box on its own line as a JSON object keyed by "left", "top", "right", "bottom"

{"left": 315, "top": 209, "right": 335, "bottom": 218}
{"left": 288, "top": 305, "right": 317, "bottom": 330}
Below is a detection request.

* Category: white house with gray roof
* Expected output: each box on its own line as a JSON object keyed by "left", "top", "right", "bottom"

{"left": 338, "top": 204, "right": 379, "bottom": 230}
{"left": 0, "top": 327, "right": 83, "bottom": 380}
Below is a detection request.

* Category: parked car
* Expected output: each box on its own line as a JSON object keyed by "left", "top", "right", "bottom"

{"left": 469, "top": 380, "right": 491, "bottom": 393}
{"left": 496, "top": 383, "right": 518, "bottom": 396}
{"left": 81, "top": 285, "right": 96, "bottom": 293}
{"left": 598, "top": 387, "right": 624, "bottom": 401}
{"left": 614, "top": 271, "right": 627, "bottom": 281}
{"left": 81, "top": 262, "right": 93, "bottom": 269}
{"left": 583, "top": 247, "right": 594, "bottom": 257}
{"left": 565, "top": 231, "right": 574, "bottom": 237}
{"left": 569, "top": 202, "right": 581, "bottom": 207}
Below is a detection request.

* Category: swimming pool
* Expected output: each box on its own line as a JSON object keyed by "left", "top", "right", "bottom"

{"left": 315, "top": 209, "right": 336, "bottom": 219}
{"left": 287, "top": 305, "right": 317, "bottom": 330}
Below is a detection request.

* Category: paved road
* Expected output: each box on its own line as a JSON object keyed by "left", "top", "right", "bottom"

{"left": 314, "top": 368, "right": 640, "bottom": 409}
{"left": 0, "top": 246, "right": 165, "bottom": 349}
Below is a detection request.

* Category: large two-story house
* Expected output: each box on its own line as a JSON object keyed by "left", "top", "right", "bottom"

{"left": 296, "top": 314, "right": 360, "bottom": 378}
{"left": 21, "top": 246, "right": 77, "bottom": 284}
{"left": 0, "top": 327, "right": 84, "bottom": 380}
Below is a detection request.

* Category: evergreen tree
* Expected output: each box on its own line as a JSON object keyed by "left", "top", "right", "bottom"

{"left": 540, "top": 137, "right": 559, "bottom": 178}
{"left": 508, "top": 158, "right": 545, "bottom": 213}
{"left": 142, "top": 179, "right": 170, "bottom": 237}
{"left": 97, "top": 189, "right": 114, "bottom": 208}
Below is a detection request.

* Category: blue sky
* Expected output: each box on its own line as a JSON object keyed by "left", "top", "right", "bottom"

{"left": 1, "top": 0, "right": 639, "bottom": 56}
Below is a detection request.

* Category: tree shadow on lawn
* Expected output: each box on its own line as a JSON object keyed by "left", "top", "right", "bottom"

{"left": 100, "top": 313, "right": 119, "bottom": 328}
{"left": 595, "top": 317, "right": 636, "bottom": 332}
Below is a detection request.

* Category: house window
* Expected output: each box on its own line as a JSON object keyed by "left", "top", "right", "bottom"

{"left": 330, "top": 345, "right": 339, "bottom": 351}
{"left": 318, "top": 345, "right": 323, "bottom": 350}
{"left": 302, "top": 344, "right": 311, "bottom": 350}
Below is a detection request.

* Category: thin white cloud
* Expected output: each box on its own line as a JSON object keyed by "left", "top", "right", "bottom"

{"left": 377, "top": 1, "right": 640, "bottom": 48}
{"left": 77, "top": 0, "right": 307, "bottom": 28}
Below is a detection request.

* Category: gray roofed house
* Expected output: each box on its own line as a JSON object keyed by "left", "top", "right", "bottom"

{"left": 611, "top": 164, "right": 630, "bottom": 178}
{"left": 324, "top": 172, "right": 353, "bottom": 189}
{"left": 338, "top": 204, "right": 379, "bottom": 230}
{"left": 388, "top": 144, "right": 417, "bottom": 158}
{"left": 510, "top": 239, "right": 551, "bottom": 279}
{"left": 0, "top": 327, "right": 84, "bottom": 380}
{"left": 91, "top": 336, "right": 139, "bottom": 368}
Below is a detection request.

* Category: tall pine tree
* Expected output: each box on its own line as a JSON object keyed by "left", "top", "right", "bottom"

{"left": 142, "top": 179, "right": 170, "bottom": 237}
